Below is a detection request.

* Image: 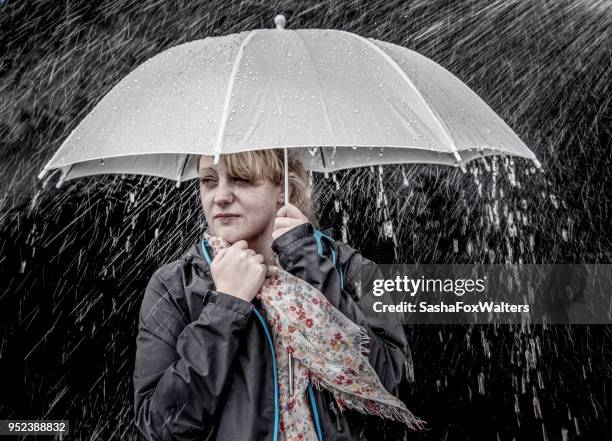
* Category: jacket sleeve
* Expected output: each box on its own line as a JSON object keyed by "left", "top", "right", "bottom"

{"left": 133, "top": 270, "right": 253, "bottom": 441}
{"left": 271, "top": 223, "right": 411, "bottom": 394}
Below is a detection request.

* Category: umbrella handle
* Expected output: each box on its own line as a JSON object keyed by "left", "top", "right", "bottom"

{"left": 283, "top": 146, "right": 294, "bottom": 396}
{"left": 284, "top": 147, "right": 289, "bottom": 207}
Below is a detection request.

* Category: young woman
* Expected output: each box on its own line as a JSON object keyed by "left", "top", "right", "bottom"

{"left": 133, "top": 149, "right": 421, "bottom": 441}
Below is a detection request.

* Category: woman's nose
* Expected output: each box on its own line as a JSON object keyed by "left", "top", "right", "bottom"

{"left": 213, "top": 180, "right": 234, "bottom": 205}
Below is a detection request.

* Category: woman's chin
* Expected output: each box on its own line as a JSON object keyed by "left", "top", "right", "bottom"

{"left": 211, "top": 218, "right": 271, "bottom": 245}
{"left": 213, "top": 224, "right": 246, "bottom": 244}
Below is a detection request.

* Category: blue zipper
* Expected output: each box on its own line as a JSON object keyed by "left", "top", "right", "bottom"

{"left": 308, "top": 382, "right": 324, "bottom": 441}
{"left": 252, "top": 309, "right": 280, "bottom": 441}
{"left": 200, "top": 239, "right": 213, "bottom": 265}
{"left": 200, "top": 240, "right": 280, "bottom": 441}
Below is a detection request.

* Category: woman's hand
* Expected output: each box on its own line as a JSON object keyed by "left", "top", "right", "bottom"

{"left": 210, "top": 240, "right": 266, "bottom": 302}
{"left": 273, "top": 203, "right": 308, "bottom": 240}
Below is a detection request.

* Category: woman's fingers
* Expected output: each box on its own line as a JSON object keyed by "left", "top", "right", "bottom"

{"left": 273, "top": 206, "right": 308, "bottom": 240}
{"left": 251, "top": 253, "right": 265, "bottom": 264}
{"left": 211, "top": 241, "right": 258, "bottom": 269}
{"left": 244, "top": 249, "right": 256, "bottom": 257}
{"left": 210, "top": 246, "right": 268, "bottom": 302}
{"left": 232, "top": 240, "right": 248, "bottom": 250}
{"left": 276, "top": 203, "right": 307, "bottom": 220}
{"left": 213, "top": 248, "right": 228, "bottom": 263}
{"left": 274, "top": 217, "right": 298, "bottom": 229}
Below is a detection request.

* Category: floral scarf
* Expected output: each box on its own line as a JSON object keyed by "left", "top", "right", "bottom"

{"left": 203, "top": 231, "right": 424, "bottom": 440}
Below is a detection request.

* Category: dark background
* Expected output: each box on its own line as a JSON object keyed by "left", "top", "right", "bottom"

{"left": 0, "top": 0, "right": 610, "bottom": 440}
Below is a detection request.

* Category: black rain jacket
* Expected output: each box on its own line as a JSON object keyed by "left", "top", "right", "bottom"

{"left": 133, "top": 223, "right": 413, "bottom": 441}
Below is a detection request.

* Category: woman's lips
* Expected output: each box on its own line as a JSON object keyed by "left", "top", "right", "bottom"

{"left": 215, "top": 214, "right": 240, "bottom": 222}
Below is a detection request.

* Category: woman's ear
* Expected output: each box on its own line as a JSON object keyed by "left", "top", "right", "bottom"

{"left": 276, "top": 181, "right": 293, "bottom": 207}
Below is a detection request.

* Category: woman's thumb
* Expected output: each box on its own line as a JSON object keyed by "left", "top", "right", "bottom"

{"left": 276, "top": 205, "right": 288, "bottom": 217}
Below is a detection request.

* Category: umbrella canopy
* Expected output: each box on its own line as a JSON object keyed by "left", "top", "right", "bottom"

{"left": 38, "top": 15, "right": 540, "bottom": 188}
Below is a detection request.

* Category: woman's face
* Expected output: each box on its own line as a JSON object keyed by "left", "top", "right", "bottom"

{"left": 198, "top": 155, "right": 284, "bottom": 245}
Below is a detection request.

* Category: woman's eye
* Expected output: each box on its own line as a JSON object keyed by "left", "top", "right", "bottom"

{"left": 200, "top": 177, "right": 215, "bottom": 184}
{"left": 232, "top": 177, "right": 249, "bottom": 183}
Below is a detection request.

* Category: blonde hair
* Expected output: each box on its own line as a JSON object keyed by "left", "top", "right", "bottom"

{"left": 196, "top": 149, "right": 316, "bottom": 225}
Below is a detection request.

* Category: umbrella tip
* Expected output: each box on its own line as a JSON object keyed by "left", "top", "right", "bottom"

{"left": 37, "top": 168, "right": 48, "bottom": 180}
{"left": 274, "top": 15, "right": 286, "bottom": 30}
{"left": 452, "top": 151, "right": 466, "bottom": 173}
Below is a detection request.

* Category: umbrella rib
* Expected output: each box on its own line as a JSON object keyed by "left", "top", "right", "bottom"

{"left": 213, "top": 30, "right": 257, "bottom": 163}
{"left": 175, "top": 154, "right": 189, "bottom": 187}
{"left": 293, "top": 30, "right": 337, "bottom": 152}
{"left": 56, "top": 163, "right": 74, "bottom": 188}
{"left": 319, "top": 146, "right": 327, "bottom": 169}
{"left": 343, "top": 31, "right": 462, "bottom": 164}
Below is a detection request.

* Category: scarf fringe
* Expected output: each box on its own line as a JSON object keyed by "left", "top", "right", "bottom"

{"left": 341, "top": 392, "right": 426, "bottom": 432}
{"left": 309, "top": 377, "right": 427, "bottom": 432}
{"left": 358, "top": 326, "right": 371, "bottom": 355}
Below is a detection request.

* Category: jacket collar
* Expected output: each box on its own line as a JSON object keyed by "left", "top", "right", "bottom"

{"left": 184, "top": 241, "right": 211, "bottom": 273}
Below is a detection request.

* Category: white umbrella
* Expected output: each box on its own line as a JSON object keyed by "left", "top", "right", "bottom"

{"left": 37, "top": 14, "right": 540, "bottom": 198}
